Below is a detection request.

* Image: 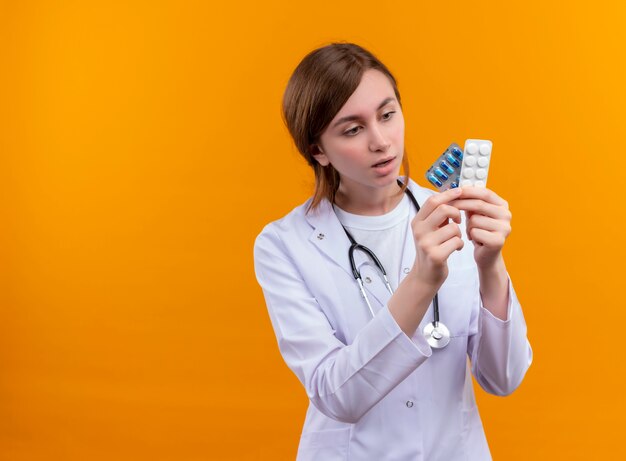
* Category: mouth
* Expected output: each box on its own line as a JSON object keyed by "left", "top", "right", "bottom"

{"left": 372, "top": 156, "right": 396, "bottom": 168}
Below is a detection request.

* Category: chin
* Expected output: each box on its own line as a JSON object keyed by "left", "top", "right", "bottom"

{"left": 371, "top": 175, "right": 402, "bottom": 190}
{"left": 381, "top": 167, "right": 403, "bottom": 182}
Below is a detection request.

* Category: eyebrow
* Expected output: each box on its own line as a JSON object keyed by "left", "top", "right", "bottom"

{"left": 331, "top": 97, "right": 396, "bottom": 128}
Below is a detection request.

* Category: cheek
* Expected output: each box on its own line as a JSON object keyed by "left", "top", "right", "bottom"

{"left": 328, "top": 140, "right": 366, "bottom": 163}
{"left": 392, "top": 118, "right": 405, "bottom": 141}
{"left": 386, "top": 126, "right": 404, "bottom": 155}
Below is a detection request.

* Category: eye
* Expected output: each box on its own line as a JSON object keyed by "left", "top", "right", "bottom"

{"left": 381, "top": 111, "right": 396, "bottom": 121}
{"left": 343, "top": 126, "right": 362, "bottom": 136}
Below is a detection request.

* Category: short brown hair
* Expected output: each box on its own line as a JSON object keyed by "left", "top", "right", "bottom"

{"left": 282, "top": 43, "right": 410, "bottom": 211}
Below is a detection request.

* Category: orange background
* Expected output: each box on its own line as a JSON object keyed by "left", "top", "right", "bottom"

{"left": 1, "top": 1, "right": 625, "bottom": 459}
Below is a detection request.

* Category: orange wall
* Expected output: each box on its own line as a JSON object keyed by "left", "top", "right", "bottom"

{"left": 1, "top": 1, "right": 625, "bottom": 459}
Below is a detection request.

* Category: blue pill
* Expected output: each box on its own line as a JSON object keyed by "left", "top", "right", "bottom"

{"left": 452, "top": 147, "right": 463, "bottom": 159}
{"left": 446, "top": 154, "right": 460, "bottom": 168}
{"left": 434, "top": 168, "right": 448, "bottom": 180}
{"left": 427, "top": 174, "right": 443, "bottom": 187}
{"left": 440, "top": 161, "right": 454, "bottom": 175}
{"left": 450, "top": 182, "right": 458, "bottom": 188}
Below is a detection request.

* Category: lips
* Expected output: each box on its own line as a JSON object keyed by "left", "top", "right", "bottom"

{"left": 372, "top": 156, "right": 395, "bottom": 168}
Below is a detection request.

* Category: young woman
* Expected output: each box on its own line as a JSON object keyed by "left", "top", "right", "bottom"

{"left": 254, "top": 43, "right": 532, "bottom": 461}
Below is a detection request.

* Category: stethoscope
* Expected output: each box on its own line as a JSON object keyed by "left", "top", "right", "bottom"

{"left": 339, "top": 181, "right": 451, "bottom": 349}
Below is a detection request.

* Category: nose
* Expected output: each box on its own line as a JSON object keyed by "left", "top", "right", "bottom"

{"left": 368, "top": 124, "right": 390, "bottom": 152}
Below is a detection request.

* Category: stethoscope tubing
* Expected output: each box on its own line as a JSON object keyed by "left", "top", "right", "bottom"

{"left": 339, "top": 179, "right": 449, "bottom": 348}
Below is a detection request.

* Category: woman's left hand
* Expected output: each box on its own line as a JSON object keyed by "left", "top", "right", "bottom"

{"left": 450, "top": 186, "right": 512, "bottom": 270}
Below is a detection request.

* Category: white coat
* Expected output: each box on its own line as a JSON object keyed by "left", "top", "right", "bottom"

{"left": 254, "top": 180, "right": 532, "bottom": 461}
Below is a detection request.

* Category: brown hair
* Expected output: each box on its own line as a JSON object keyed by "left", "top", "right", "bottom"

{"left": 282, "top": 43, "right": 410, "bottom": 211}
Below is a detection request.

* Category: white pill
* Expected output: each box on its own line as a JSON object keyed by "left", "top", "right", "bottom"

{"left": 467, "top": 143, "right": 479, "bottom": 155}
{"left": 464, "top": 156, "right": 477, "bottom": 167}
{"left": 477, "top": 157, "right": 489, "bottom": 167}
{"left": 479, "top": 143, "right": 491, "bottom": 155}
{"left": 474, "top": 180, "right": 486, "bottom": 187}
{"left": 476, "top": 169, "right": 487, "bottom": 179}
{"left": 463, "top": 168, "right": 475, "bottom": 179}
{"left": 461, "top": 179, "right": 473, "bottom": 187}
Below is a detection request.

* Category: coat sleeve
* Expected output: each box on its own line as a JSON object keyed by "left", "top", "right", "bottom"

{"left": 254, "top": 226, "right": 432, "bottom": 424}
{"left": 467, "top": 279, "right": 533, "bottom": 395}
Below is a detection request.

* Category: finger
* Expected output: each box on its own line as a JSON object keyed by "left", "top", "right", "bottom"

{"left": 417, "top": 188, "right": 463, "bottom": 220}
{"left": 468, "top": 228, "right": 506, "bottom": 249}
{"left": 431, "top": 236, "right": 465, "bottom": 262}
{"left": 412, "top": 203, "right": 461, "bottom": 239}
{"left": 451, "top": 199, "right": 511, "bottom": 221}
{"left": 467, "top": 214, "right": 512, "bottom": 235}
{"left": 424, "top": 204, "right": 462, "bottom": 228}
{"left": 465, "top": 210, "right": 474, "bottom": 240}
{"left": 421, "top": 221, "right": 462, "bottom": 247}
{"left": 456, "top": 186, "right": 507, "bottom": 206}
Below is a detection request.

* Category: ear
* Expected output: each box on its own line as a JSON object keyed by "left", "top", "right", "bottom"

{"left": 310, "top": 144, "right": 330, "bottom": 167}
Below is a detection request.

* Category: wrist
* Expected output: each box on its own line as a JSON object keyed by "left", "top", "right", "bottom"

{"left": 407, "top": 261, "right": 448, "bottom": 292}
{"left": 477, "top": 255, "right": 510, "bottom": 320}
{"left": 390, "top": 272, "right": 439, "bottom": 337}
{"left": 477, "top": 253, "right": 506, "bottom": 279}
{"left": 403, "top": 271, "right": 440, "bottom": 300}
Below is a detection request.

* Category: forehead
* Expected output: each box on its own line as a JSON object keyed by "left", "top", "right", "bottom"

{"left": 333, "top": 69, "right": 397, "bottom": 118}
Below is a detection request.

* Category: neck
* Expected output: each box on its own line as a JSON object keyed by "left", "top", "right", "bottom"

{"left": 334, "top": 181, "right": 404, "bottom": 216}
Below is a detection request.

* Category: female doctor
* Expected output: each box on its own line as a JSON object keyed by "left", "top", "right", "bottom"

{"left": 254, "top": 43, "right": 532, "bottom": 461}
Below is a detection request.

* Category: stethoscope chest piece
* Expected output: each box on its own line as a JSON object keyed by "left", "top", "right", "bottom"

{"left": 423, "top": 322, "right": 451, "bottom": 349}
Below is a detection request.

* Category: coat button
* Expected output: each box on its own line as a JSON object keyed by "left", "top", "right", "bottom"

{"left": 364, "top": 276, "right": 372, "bottom": 283}
{"left": 317, "top": 233, "right": 325, "bottom": 240}
{"left": 406, "top": 400, "right": 414, "bottom": 408}
{"left": 403, "top": 267, "right": 410, "bottom": 274}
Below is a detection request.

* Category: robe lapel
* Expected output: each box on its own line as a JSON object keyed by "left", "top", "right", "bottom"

{"left": 305, "top": 200, "right": 366, "bottom": 280}
{"left": 305, "top": 200, "right": 388, "bottom": 311}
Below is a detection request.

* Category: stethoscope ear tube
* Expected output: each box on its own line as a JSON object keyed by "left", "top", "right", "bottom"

{"left": 356, "top": 277, "right": 375, "bottom": 318}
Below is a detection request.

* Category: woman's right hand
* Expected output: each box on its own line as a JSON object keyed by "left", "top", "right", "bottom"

{"left": 388, "top": 187, "right": 465, "bottom": 337}
{"left": 409, "top": 187, "right": 464, "bottom": 291}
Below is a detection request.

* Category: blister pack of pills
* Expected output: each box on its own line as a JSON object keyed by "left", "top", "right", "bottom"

{"left": 425, "top": 139, "right": 493, "bottom": 190}
{"left": 458, "top": 139, "right": 492, "bottom": 187}
{"left": 425, "top": 143, "right": 463, "bottom": 190}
